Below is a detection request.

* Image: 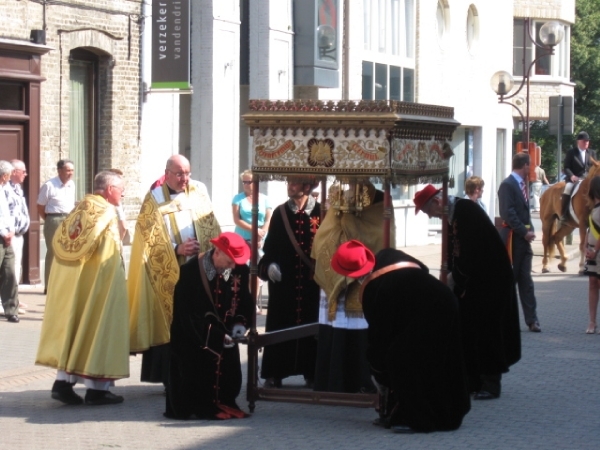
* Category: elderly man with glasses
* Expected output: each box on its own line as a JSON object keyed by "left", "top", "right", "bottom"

{"left": 6, "top": 160, "right": 30, "bottom": 289}
{"left": 128, "top": 154, "right": 221, "bottom": 388}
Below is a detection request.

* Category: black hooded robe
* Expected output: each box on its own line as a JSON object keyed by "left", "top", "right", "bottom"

{"left": 362, "top": 248, "right": 471, "bottom": 433}
{"left": 451, "top": 199, "right": 521, "bottom": 394}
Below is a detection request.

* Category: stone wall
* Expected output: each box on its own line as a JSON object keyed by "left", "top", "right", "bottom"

{"left": 0, "top": 0, "right": 143, "bottom": 220}
{"left": 514, "top": 0, "right": 576, "bottom": 23}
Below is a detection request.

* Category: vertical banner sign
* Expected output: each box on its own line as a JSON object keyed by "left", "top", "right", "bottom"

{"left": 151, "top": 0, "right": 190, "bottom": 89}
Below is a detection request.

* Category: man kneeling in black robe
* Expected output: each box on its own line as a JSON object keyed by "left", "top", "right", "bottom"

{"left": 331, "top": 241, "right": 471, "bottom": 433}
{"left": 165, "top": 232, "right": 254, "bottom": 420}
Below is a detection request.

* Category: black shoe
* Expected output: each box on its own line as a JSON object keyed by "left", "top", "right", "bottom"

{"left": 473, "top": 390, "right": 499, "bottom": 400}
{"left": 528, "top": 322, "right": 541, "bottom": 332}
{"left": 6, "top": 315, "right": 19, "bottom": 323}
{"left": 85, "top": 389, "right": 124, "bottom": 405}
{"left": 372, "top": 417, "right": 391, "bottom": 429}
{"left": 51, "top": 381, "right": 83, "bottom": 405}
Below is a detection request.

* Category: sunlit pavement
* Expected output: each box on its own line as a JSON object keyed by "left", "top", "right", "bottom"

{"left": 1, "top": 225, "right": 595, "bottom": 450}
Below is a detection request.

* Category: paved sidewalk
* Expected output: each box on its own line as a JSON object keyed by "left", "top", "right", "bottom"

{"left": 1, "top": 228, "right": 595, "bottom": 450}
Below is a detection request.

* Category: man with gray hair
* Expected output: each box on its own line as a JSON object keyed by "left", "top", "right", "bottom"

{"left": 0, "top": 160, "right": 19, "bottom": 322}
{"left": 36, "top": 170, "right": 129, "bottom": 405}
{"left": 7, "top": 159, "right": 30, "bottom": 286}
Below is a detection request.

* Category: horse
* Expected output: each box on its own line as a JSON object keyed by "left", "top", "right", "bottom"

{"left": 540, "top": 159, "right": 600, "bottom": 273}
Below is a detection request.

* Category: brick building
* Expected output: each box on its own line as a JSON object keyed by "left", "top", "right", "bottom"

{"left": 0, "top": 0, "right": 142, "bottom": 283}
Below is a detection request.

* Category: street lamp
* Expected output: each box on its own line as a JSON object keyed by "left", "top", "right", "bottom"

{"left": 490, "top": 19, "right": 564, "bottom": 147}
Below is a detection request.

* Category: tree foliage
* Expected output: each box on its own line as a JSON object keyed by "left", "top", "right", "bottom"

{"left": 571, "top": 0, "right": 600, "bottom": 138}
{"left": 529, "top": 0, "right": 600, "bottom": 180}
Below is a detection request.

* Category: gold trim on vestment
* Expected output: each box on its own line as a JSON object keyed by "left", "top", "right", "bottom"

{"left": 312, "top": 190, "right": 394, "bottom": 321}
{"left": 53, "top": 195, "right": 119, "bottom": 262}
{"left": 128, "top": 183, "right": 221, "bottom": 352}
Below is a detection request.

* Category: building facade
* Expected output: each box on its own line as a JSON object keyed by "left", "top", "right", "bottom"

{"left": 146, "top": 0, "right": 574, "bottom": 246}
{"left": 0, "top": 0, "right": 143, "bottom": 283}
{"left": 0, "top": 0, "right": 576, "bottom": 284}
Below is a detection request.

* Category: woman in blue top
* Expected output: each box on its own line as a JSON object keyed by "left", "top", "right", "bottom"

{"left": 231, "top": 170, "right": 272, "bottom": 251}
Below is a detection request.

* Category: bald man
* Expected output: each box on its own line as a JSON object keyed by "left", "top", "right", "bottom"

{"left": 128, "top": 154, "right": 221, "bottom": 386}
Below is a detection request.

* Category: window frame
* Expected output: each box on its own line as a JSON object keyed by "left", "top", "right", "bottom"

{"left": 362, "top": 0, "right": 415, "bottom": 102}
{"left": 0, "top": 82, "right": 25, "bottom": 114}
{"left": 512, "top": 18, "right": 570, "bottom": 80}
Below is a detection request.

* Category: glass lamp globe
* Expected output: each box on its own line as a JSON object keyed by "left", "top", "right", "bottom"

{"left": 490, "top": 71, "right": 514, "bottom": 96}
{"left": 317, "top": 25, "right": 336, "bottom": 49}
{"left": 539, "top": 21, "right": 564, "bottom": 47}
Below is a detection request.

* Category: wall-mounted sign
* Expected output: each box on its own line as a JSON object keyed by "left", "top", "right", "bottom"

{"left": 151, "top": 0, "right": 191, "bottom": 90}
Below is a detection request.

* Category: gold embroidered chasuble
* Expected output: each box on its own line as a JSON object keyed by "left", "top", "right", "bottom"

{"left": 312, "top": 188, "right": 394, "bottom": 321}
{"left": 35, "top": 194, "right": 130, "bottom": 379}
{"left": 128, "top": 181, "right": 221, "bottom": 352}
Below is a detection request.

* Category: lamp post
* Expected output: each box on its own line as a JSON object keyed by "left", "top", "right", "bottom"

{"left": 490, "top": 19, "right": 564, "bottom": 148}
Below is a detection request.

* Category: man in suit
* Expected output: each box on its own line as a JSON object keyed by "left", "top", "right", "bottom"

{"left": 561, "top": 131, "right": 597, "bottom": 222}
{"left": 498, "top": 152, "right": 541, "bottom": 332}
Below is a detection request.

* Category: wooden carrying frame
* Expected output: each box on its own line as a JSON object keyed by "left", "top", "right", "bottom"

{"left": 242, "top": 100, "right": 459, "bottom": 412}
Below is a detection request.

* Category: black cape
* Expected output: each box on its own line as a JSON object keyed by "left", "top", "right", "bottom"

{"left": 451, "top": 199, "right": 521, "bottom": 391}
{"left": 258, "top": 200, "right": 321, "bottom": 381}
{"left": 165, "top": 254, "right": 254, "bottom": 420}
{"left": 362, "top": 248, "right": 471, "bottom": 433}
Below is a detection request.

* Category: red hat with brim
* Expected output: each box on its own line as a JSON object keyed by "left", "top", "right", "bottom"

{"left": 210, "top": 232, "right": 250, "bottom": 265}
{"left": 331, "top": 240, "right": 375, "bottom": 278}
{"left": 413, "top": 184, "right": 441, "bottom": 215}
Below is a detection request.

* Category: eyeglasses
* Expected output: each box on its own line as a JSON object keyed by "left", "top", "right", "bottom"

{"left": 242, "top": 181, "right": 252, "bottom": 185}
{"left": 168, "top": 170, "right": 192, "bottom": 179}
{"left": 15, "top": 169, "right": 27, "bottom": 174}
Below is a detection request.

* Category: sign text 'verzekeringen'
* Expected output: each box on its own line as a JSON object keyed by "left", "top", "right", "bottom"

{"left": 151, "top": 0, "right": 190, "bottom": 88}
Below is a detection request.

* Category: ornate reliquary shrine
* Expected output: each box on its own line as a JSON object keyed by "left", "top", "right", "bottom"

{"left": 242, "top": 99, "right": 459, "bottom": 188}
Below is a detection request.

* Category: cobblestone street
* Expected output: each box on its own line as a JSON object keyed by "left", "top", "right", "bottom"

{"left": 1, "top": 234, "right": 597, "bottom": 449}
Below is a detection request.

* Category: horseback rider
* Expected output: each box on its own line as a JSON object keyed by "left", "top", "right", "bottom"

{"left": 561, "top": 131, "right": 597, "bottom": 223}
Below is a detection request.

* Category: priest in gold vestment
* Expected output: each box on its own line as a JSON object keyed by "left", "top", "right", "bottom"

{"left": 128, "top": 155, "right": 221, "bottom": 385}
{"left": 36, "top": 171, "right": 129, "bottom": 405}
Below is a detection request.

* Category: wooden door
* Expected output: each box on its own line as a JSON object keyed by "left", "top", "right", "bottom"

{"left": 0, "top": 122, "right": 24, "bottom": 161}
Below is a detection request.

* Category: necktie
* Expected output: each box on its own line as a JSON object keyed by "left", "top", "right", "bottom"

{"left": 520, "top": 181, "right": 528, "bottom": 202}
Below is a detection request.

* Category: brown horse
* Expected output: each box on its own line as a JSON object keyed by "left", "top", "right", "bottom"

{"left": 540, "top": 159, "right": 600, "bottom": 273}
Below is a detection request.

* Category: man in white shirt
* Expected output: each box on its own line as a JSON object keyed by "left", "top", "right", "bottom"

{"left": 37, "top": 159, "right": 76, "bottom": 293}
{"left": 0, "top": 160, "right": 19, "bottom": 323}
